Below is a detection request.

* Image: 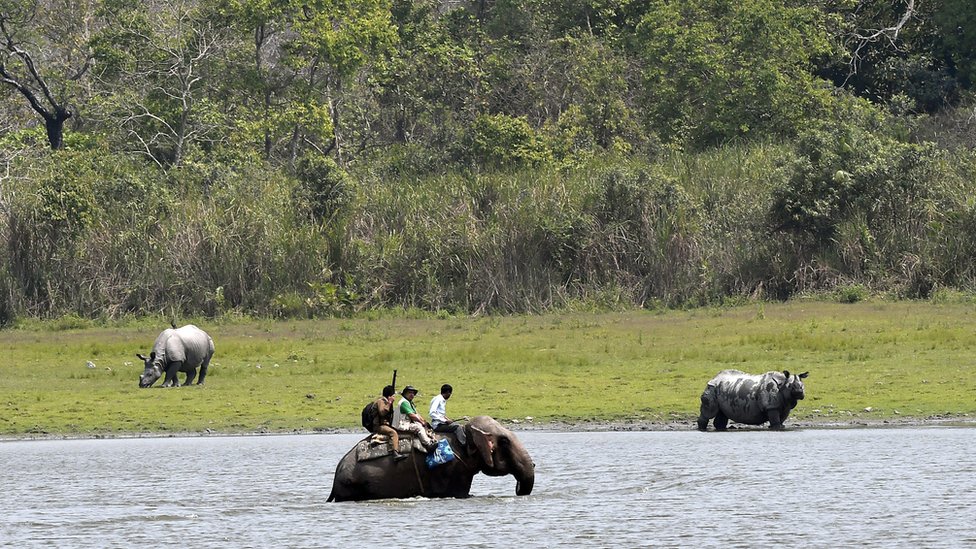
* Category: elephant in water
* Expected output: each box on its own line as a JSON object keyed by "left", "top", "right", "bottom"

{"left": 327, "top": 416, "right": 534, "bottom": 501}
{"left": 137, "top": 324, "right": 214, "bottom": 388}
{"left": 697, "top": 369, "right": 809, "bottom": 431}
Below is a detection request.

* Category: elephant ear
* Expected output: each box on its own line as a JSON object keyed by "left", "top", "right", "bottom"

{"left": 470, "top": 426, "right": 495, "bottom": 468}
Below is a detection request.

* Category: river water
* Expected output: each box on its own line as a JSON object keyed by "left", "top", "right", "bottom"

{"left": 1, "top": 427, "right": 973, "bottom": 548}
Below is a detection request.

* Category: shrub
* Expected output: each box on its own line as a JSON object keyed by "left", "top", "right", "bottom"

{"left": 294, "top": 154, "right": 354, "bottom": 224}
{"left": 835, "top": 283, "right": 869, "bottom": 303}
{"left": 769, "top": 119, "right": 937, "bottom": 251}
{"left": 457, "top": 114, "right": 552, "bottom": 168}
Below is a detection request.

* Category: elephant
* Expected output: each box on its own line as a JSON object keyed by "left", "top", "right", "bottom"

{"left": 697, "top": 369, "right": 809, "bottom": 431}
{"left": 137, "top": 324, "right": 214, "bottom": 388}
{"left": 327, "top": 415, "right": 535, "bottom": 501}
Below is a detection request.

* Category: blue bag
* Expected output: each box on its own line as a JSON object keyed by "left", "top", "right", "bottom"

{"left": 425, "top": 438, "right": 456, "bottom": 469}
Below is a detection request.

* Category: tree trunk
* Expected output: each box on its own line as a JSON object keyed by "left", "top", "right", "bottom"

{"left": 43, "top": 108, "right": 71, "bottom": 150}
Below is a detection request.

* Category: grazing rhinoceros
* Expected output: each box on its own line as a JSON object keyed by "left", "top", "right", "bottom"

{"left": 137, "top": 324, "right": 214, "bottom": 388}
{"left": 697, "top": 369, "right": 808, "bottom": 431}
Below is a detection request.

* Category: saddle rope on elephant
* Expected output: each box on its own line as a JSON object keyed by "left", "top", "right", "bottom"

{"left": 409, "top": 449, "right": 427, "bottom": 496}
{"left": 356, "top": 432, "right": 427, "bottom": 461}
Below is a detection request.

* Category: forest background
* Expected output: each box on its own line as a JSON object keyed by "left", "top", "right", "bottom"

{"left": 2, "top": 0, "right": 976, "bottom": 323}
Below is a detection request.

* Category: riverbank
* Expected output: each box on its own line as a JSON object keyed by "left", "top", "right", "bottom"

{"left": 4, "top": 413, "right": 975, "bottom": 443}
{"left": 2, "top": 301, "right": 976, "bottom": 439}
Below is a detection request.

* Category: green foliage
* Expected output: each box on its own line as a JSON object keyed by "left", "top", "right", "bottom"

{"left": 834, "top": 283, "right": 869, "bottom": 304}
{"left": 294, "top": 154, "right": 354, "bottom": 223}
{"left": 272, "top": 278, "right": 360, "bottom": 318}
{"left": 539, "top": 34, "right": 643, "bottom": 156}
{"left": 459, "top": 114, "right": 552, "bottom": 168}
{"left": 770, "top": 117, "right": 937, "bottom": 246}
{"left": 635, "top": 0, "right": 834, "bottom": 147}
{"left": 823, "top": 0, "right": 972, "bottom": 112}
{"left": 933, "top": 0, "right": 976, "bottom": 88}
{"left": 4, "top": 0, "right": 976, "bottom": 319}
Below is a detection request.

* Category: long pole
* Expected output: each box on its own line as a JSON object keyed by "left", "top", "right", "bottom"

{"left": 391, "top": 369, "right": 397, "bottom": 393}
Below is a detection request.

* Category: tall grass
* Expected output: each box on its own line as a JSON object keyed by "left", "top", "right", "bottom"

{"left": 2, "top": 142, "right": 976, "bottom": 321}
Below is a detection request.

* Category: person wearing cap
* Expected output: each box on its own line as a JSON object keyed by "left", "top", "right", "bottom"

{"left": 429, "top": 384, "right": 466, "bottom": 445}
{"left": 397, "top": 385, "right": 436, "bottom": 450}
{"left": 371, "top": 385, "right": 407, "bottom": 461}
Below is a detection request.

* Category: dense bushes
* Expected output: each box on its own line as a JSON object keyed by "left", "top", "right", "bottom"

{"left": 3, "top": 0, "right": 976, "bottom": 320}
{"left": 0, "top": 150, "right": 332, "bottom": 319}
{"left": 1, "top": 135, "right": 976, "bottom": 320}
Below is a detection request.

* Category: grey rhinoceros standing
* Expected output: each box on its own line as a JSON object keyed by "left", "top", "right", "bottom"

{"left": 137, "top": 324, "right": 214, "bottom": 388}
{"left": 697, "top": 369, "right": 808, "bottom": 431}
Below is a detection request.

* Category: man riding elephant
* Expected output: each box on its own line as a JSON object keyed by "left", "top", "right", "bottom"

{"left": 368, "top": 385, "right": 407, "bottom": 461}
{"left": 397, "top": 385, "right": 436, "bottom": 450}
{"left": 328, "top": 415, "right": 535, "bottom": 501}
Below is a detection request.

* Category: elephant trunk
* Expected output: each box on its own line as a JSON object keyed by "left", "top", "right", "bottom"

{"left": 509, "top": 438, "right": 535, "bottom": 496}
{"left": 515, "top": 472, "right": 534, "bottom": 496}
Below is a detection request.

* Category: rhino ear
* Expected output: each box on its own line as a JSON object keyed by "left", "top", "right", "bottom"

{"left": 136, "top": 353, "right": 147, "bottom": 361}
{"left": 150, "top": 351, "right": 156, "bottom": 360}
{"left": 782, "top": 370, "right": 791, "bottom": 378}
{"left": 799, "top": 372, "right": 809, "bottom": 379}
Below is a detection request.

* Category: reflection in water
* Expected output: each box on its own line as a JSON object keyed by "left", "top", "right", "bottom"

{"left": 1, "top": 428, "right": 974, "bottom": 547}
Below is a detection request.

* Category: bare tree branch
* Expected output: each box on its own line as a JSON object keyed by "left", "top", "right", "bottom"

{"left": 0, "top": 5, "right": 85, "bottom": 148}
{"left": 844, "top": 0, "right": 917, "bottom": 83}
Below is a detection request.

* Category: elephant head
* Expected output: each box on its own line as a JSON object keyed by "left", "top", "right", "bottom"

{"left": 137, "top": 352, "right": 162, "bottom": 388}
{"left": 466, "top": 416, "right": 535, "bottom": 496}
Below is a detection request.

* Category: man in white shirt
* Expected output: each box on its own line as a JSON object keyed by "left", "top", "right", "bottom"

{"left": 429, "top": 384, "right": 466, "bottom": 445}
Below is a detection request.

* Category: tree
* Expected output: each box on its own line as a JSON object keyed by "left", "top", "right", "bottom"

{"left": 0, "top": 0, "right": 98, "bottom": 149}
{"left": 282, "top": 0, "right": 396, "bottom": 164}
{"left": 92, "top": 0, "right": 233, "bottom": 166}
{"left": 211, "top": 0, "right": 396, "bottom": 165}
{"left": 634, "top": 0, "right": 834, "bottom": 148}
{"left": 933, "top": 0, "right": 976, "bottom": 88}
{"left": 819, "top": 0, "right": 975, "bottom": 112}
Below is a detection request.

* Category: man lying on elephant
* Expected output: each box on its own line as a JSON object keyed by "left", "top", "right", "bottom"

{"left": 397, "top": 385, "right": 436, "bottom": 451}
{"left": 370, "top": 385, "right": 407, "bottom": 461}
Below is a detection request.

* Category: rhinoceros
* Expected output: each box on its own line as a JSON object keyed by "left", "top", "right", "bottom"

{"left": 137, "top": 324, "right": 214, "bottom": 388}
{"left": 697, "top": 369, "right": 808, "bottom": 431}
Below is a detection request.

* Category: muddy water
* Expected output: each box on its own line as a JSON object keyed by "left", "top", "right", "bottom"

{"left": 1, "top": 428, "right": 973, "bottom": 548}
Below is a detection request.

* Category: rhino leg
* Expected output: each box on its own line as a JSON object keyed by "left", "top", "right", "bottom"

{"left": 161, "top": 361, "right": 182, "bottom": 387}
{"left": 196, "top": 358, "right": 210, "bottom": 385}
{"left": 767, "top": 409, "right": 784, "bottom": 430}
{"left": 697, "top": 392, "right": 718, "bottom": 431}
{"left": 183, "top": 366, "right": 198, "bottom": 386}
{"left": 713, "top": 412, "right": 729, "bottom": 431}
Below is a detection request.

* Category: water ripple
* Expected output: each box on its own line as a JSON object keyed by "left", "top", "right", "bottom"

{"left": 1, "top": 428, "right": 974, "bottom": 547}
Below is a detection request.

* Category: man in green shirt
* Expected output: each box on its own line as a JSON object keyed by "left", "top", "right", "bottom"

{"left": 397, "top": 385, "right": 435, "bottom": 450}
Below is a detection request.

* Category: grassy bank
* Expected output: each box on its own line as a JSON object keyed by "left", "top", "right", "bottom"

{"left": 1, "top": 301, "right": 975, "bottom": 438}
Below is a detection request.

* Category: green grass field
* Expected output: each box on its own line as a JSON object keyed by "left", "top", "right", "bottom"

{"left": 1, "top": 301, "right": 974, "bottom": 437}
